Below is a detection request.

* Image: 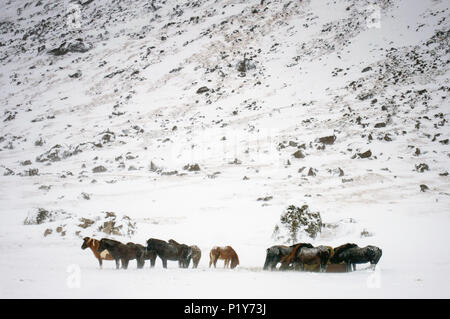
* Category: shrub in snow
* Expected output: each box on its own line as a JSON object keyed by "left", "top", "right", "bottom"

{"left": 272, "top": 204, "right": 323, "bottom": 244}
{"left": 23, "top": 208, "right": 72, "bottom": 225}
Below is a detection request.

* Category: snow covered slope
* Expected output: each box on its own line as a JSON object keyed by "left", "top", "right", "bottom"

{"left": 0, "top": 0, "right": 449, "bottom": 298}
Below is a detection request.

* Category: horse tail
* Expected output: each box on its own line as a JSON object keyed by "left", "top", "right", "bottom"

{"left": 209, "top": 248, "right": 217, "bottom": 267}
{"left": 231, "top": 251, "right": 239, "bottom": 269}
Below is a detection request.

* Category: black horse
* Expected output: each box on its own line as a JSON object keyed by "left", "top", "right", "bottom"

{"left": 331, "top": 244, "right": 382, "bottom": 271}
{"left": 146, "top": 238, "right": 191, "bottom": 268}
{"left": 133, "top": 243, "right": 157, "bottom": 268}
{"left": 263, "top": 245, "right": 294, "bottom": 270}
{"left": 168, "top": 239, "right": 193, "bottom": 268}
{"left": 97, "top": 238, "right": 143, "bottom": 269}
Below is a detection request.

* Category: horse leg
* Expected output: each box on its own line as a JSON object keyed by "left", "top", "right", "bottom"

{"left": 346, "top": 262, "right": 352, "bottom": 272}
{"left": 162, "top": 259, "right": 168, "bottom": 269}
{"left": 150, "top": 256, "right": 156, "bottom": 268}
{"left": 98, "top": 258, "right": 103, "bottom": 269}
{"left": 352, "top": 263, "right": 356, "bottom": 271}
{"left": 115, "top": 259, "right": 120, "bottom": 269}
{"left": 122, "top": 259, "right": 129, "bottom": 269}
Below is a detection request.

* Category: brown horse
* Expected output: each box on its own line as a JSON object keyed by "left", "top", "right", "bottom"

{"left": 295, "top": 245, "right": 333, "bottom": 272}
{"left": 279, "top": 243, "right": 314, "bottom": 270}
{"left": 81, "top": 237, "right": 114, "bottom": 269}
{"left": 209, "top": 246, "right": 239, "bottom": 269}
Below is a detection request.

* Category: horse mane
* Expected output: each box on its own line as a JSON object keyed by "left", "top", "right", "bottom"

{"left": 281, "top": 243, "right": 313, "bottom": 265}
{"left": 169, "top": 239, "right": 180, "bottom": 245}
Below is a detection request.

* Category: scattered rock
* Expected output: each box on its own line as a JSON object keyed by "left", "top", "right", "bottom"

{"left": 420, "top": 184, "right": 429, "bottom": 192}
{"left": 183, "top": 163, "right": 200, "bottom": 171}
{"left": 92, "top": 165, "right": 107, "bottom": 173}
{"left": 318, "top": 135, "right": 336, "bottom": 145}
{"left": 196, "top": 86, "right": 209, "bottom": 94}
{"left": 257, "top": 196, "right": 273, "bottom": 202}
{"left": 292, "top": 150, "right": 305, "bottom": 159}
{"left": 69, "top": 70, "right": 82, "bottom": 78}
{"left": 358, "top": 150, "right": 372, "bottom": 158}
{"left": 415, "top": 163, "right": 429, "bottom": 173}
{"left": 48, "top": 39, "right": 93, "bottom": 56}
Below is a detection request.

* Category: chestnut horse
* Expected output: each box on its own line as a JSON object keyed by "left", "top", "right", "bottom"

{"left": 81, "top": 237, "right": 114, "bottom": 269}
{"left": 209, "top": 246, "right": 239, "bottom": 269}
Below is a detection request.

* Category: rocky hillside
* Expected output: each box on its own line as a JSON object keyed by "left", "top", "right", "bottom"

{"left": 0, "top": 0, "right": 449, "bottom": 263}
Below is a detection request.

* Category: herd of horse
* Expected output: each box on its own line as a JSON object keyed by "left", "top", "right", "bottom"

{"left": 81, "top": 237, "right": 382, "bottom": 272}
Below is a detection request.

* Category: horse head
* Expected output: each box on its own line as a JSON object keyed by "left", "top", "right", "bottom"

{"left": 81, "top": 237, "right": 91, "bottom": 250}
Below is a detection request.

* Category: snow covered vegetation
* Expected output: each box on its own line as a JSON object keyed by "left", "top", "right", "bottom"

{"left": 0, "top": 0, "right": 449, "bottom": 298}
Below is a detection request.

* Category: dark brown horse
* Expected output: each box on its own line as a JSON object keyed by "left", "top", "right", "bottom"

{"left": 279, "top": 243, "right": 314, "bottom": 270}
{"left": 97, "top": 238, "right": 143, "bottom": 269}
{"left": 146, "top": 238, "right": 191, "bottom": 268}
{"left": 81, "top": 237, "right": 114, "bottom": 269}
{"left": 209, "top": 246, "right": 239, "bottom": 269}
{"left": 295, "top": 245, "right": 333, "bottom": 272}
{"left": 168, "top": 239, "right": 193, "bottom": 268}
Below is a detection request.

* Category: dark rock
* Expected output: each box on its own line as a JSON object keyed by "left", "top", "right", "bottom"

{"left": 69, "top": 70, "right": 82, "bottom": 78}
{"left": 307, "top": 168, "right": 317, "bottom": 176}
{"left": 415, "top": 163, "right": 429, "bottom": 173}
{"left": 292, "top": 150, "right": 305, "bottom": 159}
{"left": 196, "top": 86, "right": 209, "bottom": 94}
{"left": 48, "top": 39, "right": 93, "bottom": 56}
{"left": 358, "top": 150, "right": 372, "bottom": 158}
{"left": 183, "top": 163, "right": 200, "bottom": 171}
{"left": 21, "top": 160, "right": 32, "bottom": 166}
{"left": 374, "top": 122, "right": 386, "bottom": 128}
{"left": 318, "top": 135, "right": 336, "bottom": 145}
{"left": 92, "top": 165, "right": 107, "bottom": 173}
{"left": 420, "top": 184, "right": 429, "bottom": 192}
{"left": 362, "top": 66, "right": 372, "bottom": 73}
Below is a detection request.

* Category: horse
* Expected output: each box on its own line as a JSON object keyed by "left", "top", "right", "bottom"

{"left": 279, "top": 243, "right": 314, "bottom": 270}
{"left": 331, "top": 245, "right": 382, "bottom": 271}
{"left": 189, "top": 245, "right": 202, "bottom": 268}
{"left": 81, "top": 237, "right": 114, "bottom": 269}
{"left": 168, "top": 239, "right": 193, "bottom": 268}
{"left": 209, "top": 246, "right": 239, "bottom": 269}
{"left": 146, "top": 238, "right": 190, "bottom": 268}
{"left": 135, "top": 243, "right": 157, "bottom": 268}
{"left": 263, "top": 245, "right": 294, "bottom": 270}
{"left": 331, "top": 243, "right": 359, "bottom": 263}
{"left": 97, "top": 238, "right": 142, "bottom": 269}
{"left": 295, "top": 245, "right": 333, "bottom": 272}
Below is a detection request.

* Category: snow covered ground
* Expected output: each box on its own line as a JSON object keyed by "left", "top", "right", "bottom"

{"left": 0, "top": 0, "right": 449, "bottom": 298}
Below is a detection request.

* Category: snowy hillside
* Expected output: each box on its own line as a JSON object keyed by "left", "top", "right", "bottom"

{"left": 0, "top": 0, "right": 449, "bottom": 298}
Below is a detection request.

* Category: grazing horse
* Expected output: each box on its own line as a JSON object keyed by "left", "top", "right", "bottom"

{"left": 295, "top": 245, "right": 333, "bottom": 272}
{"left": 97, "top": 238, "right": 142, "bottom": 269}
{"left": 146, "top": 238, "right": 190, "bottom": 268}
{"left": 81, "top": 237, "right": 114, "bottom": 269}
{"left": 209, "top": 246, "right": 239, "bottom": 269}
{"left": 331, "top": 245, "right": 382, "bottom": 271}
{"left": 263, "top": 245, "right": 294, "bottom": 270}
{"left": 331, "top": 243, "right": 359, "bottom": 263}
{"left": 168, "top": 239, "right": 193, "bottom": 268}
{"left": 189, "top": 245, "right": 202, "bottom": 269}
{"left": 279, "top": 243, "right": 314, "bottom": 270}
